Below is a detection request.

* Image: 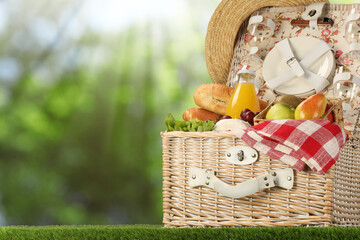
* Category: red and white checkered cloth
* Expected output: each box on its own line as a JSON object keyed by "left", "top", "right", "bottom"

{"left": 232, "top": 119, "right": 348, "bottom": 174}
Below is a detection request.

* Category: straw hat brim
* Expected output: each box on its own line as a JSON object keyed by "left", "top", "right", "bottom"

{"left": 205, "top": 0, "right": 329, "bottom": 84}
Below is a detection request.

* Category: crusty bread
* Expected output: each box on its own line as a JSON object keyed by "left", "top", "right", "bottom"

{"left": 193, "top": 84, "right": 234, "bottom": 115}
{"left": 182, "top": 107, "right": 219, "bottom": 122}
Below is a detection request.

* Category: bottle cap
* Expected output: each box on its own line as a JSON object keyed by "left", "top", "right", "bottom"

{"left": 237, "top": 69, "right": 256, "bottom": 76}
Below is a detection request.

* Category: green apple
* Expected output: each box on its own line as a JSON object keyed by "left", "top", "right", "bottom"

{"left": 265, "top": 103, "right": 295, "bottom": 120}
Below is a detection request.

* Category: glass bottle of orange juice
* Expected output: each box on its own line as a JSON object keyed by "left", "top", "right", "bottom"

{"left": 225, "top": 69, "right": 260, "bottom": 119}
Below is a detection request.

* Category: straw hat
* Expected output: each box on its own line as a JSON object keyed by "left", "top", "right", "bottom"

{"left": 205, "top": 0, "right": 329, "bottom": 85}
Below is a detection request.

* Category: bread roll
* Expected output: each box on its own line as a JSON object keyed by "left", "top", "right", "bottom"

{"left": 182, "top": 108, "right": 219, "bottom": 122}
{"left": 193, "top": 84, "right": 234, "bottom": 115}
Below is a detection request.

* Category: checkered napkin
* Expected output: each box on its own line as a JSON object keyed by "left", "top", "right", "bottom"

{"left": 231, "top": 119, "right": 348, "bottom": 174}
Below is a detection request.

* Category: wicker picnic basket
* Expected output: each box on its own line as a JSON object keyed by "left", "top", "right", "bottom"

{"left": 162, "top": 0, "right": 360, "bottom": 227}
{"left": 162, "top": 131, "right": 336, "bottom": 227}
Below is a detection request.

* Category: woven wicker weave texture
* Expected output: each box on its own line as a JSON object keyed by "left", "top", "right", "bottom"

{"left": 205, "top": 0, "right": 328, "bottom": 85}
{"left": 333, "top": 136, "right": 360, "bottom": 226}
{"left": 162, "top": 132, "right": 334, "bottom": 227}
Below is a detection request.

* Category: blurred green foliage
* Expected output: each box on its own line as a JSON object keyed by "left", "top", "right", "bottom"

{"left": 0, "top": 0, "right": 217, "bottom": 225}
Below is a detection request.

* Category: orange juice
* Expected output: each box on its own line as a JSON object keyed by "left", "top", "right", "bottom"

{"left": 226, "top": 72, "right": 260, "bottom": 119}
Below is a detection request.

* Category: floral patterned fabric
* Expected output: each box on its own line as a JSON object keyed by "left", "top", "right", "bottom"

{"left": 235, "top": 6, "right": 360, "bottom": 131}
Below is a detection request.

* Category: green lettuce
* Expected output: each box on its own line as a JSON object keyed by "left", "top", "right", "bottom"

{"left": 165, "top": 113, "right": 214, "bottom": 132}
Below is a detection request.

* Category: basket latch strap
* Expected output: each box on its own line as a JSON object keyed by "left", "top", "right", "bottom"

{"left": 189, "top": 167, "right": 294, "bottom": 199}
{"left": 266, "top": 39, "right": 330, "bottom": 93}
{"left": 225, "top": 146, "right": 258, "bottom": 165}
{"left": 276, "top": 39, "right": 304, "bottom": 77}
{"left": 302, "top": 2, "right": 326, "bottom": 31}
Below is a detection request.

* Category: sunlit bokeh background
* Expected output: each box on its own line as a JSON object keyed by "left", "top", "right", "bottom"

{"left": 0, "top": 0, "right": 356, "bottom": 226}
{"left": 0, "top": 0, "right": 220, "bottom": 225}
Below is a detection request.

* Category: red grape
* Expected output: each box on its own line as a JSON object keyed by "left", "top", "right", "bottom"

{"left": 220, "top": 115, "right": 232, "bottom": 120}
{"left": 216, "top": 115, "right": 232, "bottom": 123}
{"left": 240, "top": 109, "right": 256, "bottom": 126}
{"left": 220, "top": 115, "right": 231, "bottom": 120}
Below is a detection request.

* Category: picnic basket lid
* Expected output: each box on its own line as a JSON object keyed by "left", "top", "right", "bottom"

{"left": 204, "top": 0, "right": 329, "bottom": 85}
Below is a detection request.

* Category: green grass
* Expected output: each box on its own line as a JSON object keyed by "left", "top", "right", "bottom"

{"left": 0, "top": 225, "right": 358, "bottom": 240}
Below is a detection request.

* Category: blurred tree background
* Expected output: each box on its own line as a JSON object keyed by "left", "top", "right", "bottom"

{"left": 0, "top": 0, "right": 220, "bottom": 225}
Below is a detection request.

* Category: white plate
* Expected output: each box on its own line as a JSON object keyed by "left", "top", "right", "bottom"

{"left": 263, "top": 37, "right": 335, "bottom": 96}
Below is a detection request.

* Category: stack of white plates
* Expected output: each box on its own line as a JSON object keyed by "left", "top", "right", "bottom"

{"left": 263, "top": 37, "right": 335, "bottom": 97}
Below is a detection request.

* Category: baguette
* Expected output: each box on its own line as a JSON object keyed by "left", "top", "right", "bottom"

{"left": 193, "top": 83, "right": 234, "bottom": 115}
{"left": 182, "top": 108, "right": 219, "bottom": 122}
